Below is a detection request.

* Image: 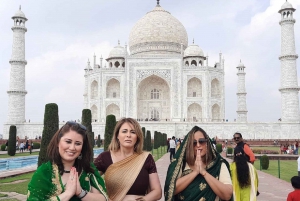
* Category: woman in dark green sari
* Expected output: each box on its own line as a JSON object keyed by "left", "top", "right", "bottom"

{"left": 27, "top": 121, "right": 108, "bottom": 201}
{"left": 164, "top": 126, "right": 233, "bottom": 201}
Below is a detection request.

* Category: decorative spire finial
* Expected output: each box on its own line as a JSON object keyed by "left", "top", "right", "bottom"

{"left": 157, "top": 0, "right": 160, "bottom": 5}
{"left": 19, "top": 5, "right": 21, "bottom": 10}
{"left": 193, "top": 38, "right": 194, "bottom": 44}
{"left": 118, "top": 40, "right": 120, "bottom": 45}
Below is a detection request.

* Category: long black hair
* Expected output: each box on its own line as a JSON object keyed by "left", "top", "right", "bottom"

{"left": 233, "top": 146, "right": 250, "bottom": 188}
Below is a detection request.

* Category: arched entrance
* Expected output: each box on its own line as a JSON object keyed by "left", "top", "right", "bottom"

{"left": 137, "top": 75, "right": 170, "bottom": 121}
{"left": 106, "top": 104, "right": 120, "bottom": 120}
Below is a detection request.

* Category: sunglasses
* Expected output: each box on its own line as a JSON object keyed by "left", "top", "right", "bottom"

{"left": 233, "top": 137, "right": 240, "bottom": 140}
{"left": 66, "top": 121, "right": 87, "bottom": 131}
{"left": 193, "top": 138, "right": 208, "bottom": 146}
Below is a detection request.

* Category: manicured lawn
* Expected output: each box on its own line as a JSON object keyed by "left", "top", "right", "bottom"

{"left": 0, "top": 151, "right": 39, "bottom": 158}
{"left": 151, "top": 146, "right": 167, "bottom": 161}
{"left": 251, "top": 146, "right": 280, "bottom": 151}
{"left": 0, "top": 173, "right": 33, "bottom": 195}
{"left": 0, "top": 193, "right": 8, "bottom": 197}
{"left": 254, "top": 160, "right": 298, "bottom": 182}
{"left": 1, "top": 199, "right": 19, "bottom": 201}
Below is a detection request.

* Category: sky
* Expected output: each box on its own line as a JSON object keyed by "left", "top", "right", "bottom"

{"left": 0, "top": 0, "right": 300, "bottom": 133}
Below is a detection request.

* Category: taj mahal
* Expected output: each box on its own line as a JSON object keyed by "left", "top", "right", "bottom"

{"left": 3, "top": 1, "right": 300, "bottom": 139}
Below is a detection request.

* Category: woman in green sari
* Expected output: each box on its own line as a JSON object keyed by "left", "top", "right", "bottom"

{"left": 164, "top": 126, "right": 233, "bottom": 201}
{"left": 27, "top": 121, "right": 108, "bottom": 201}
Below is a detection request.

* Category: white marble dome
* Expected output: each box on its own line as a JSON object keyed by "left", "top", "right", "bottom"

{"left": 281, "top": 1, "right": 293, "bottom": 10}
{"left": 238, "top": 60, "right": 245, "bottom": 67}
{"left": 129, "top": 4, "right": 188, "bottom": 55}
{"left": 184, "top": 44, "right": 204, "bottom": 57}
{"left": 13, "top": 8, "right": 27, "bottom": 19}
{"left": 107, "top": 44, "right": 127, "bottom": 59}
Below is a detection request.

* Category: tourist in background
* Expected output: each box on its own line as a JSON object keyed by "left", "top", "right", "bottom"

{"left": 233, "top": 132, "right": 255, "bottom": 164}
{"left": 169, "top": 136, "right": 176, "bottom": 162}
{"left": 94, "top": 118, "right": 162, "bottom": 201}
{"left": 295, "top": 141, "right": 299, "bottom": 155}
{"left": 19, "top": 141, "right": 24, "bottom": 153}
{"left": 231, "top": 146, "right": 258, "bottom": 201}
{"left": 29, "top": 140, "right": 33, "bottom": 154}
{"left": 27, "top": 121, "right": 108, "bottom": 201}
{"left": 25, "top": 140, "right": 29, "bottom": 151}
{"left": 176, "top": 138, "right": 181, "bottom": 151}
{"left": 164, "top": 126, "right": 233, "bottom": 201}
{"left": 287, "top": 176, "right": 300, "bottom": 201}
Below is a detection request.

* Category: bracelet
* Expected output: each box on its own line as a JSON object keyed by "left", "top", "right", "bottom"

{"left": 77, "top": 189, "right": 88, "bottom": 199}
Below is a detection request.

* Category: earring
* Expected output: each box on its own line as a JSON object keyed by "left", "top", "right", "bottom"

{"left": 78, "top": 153, "right": 82, "bottom": 160}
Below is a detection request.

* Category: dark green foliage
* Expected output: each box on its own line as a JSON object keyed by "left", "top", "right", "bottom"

{"left": 142, "top": 127, "right": 146, "bottom": 151}
{"left": 97, "top": 135, "right": 101, "bottom": 147}
{"left": 38, "top": 103, "right": 59, "bottom": 166}
{"left": 146, "top": 130, "right": 152, "bottom": 151}
{"left": 32, "top": 142, "right": 40, "bottom": 149}
{"left": 261, "top": 155, "right": 269, "bottom": 170}
{"left": 81, "top": 109, "right": 94, "bottom": 157}
{"left": 154, "top": 131, "right": 159, "bottom": 149}
{"left": 104, "top": 115, "right": 117, "bottom": 151}
{"left": 216, "top": 144, "right": 222, "bottom": 153}
{"left": 8, "top": 125, "right": 17, "bottom": 156}
{"left": 227, "top": 147, "right": 233, "bottom": 154}
{"left": 1, "top": 144, "right": 5, "bottom": 151}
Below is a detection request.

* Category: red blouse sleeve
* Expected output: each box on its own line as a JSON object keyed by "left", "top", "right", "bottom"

{"left": 146, "top": 154, "right": 157, "bottom": 174}
{"left": 94, "top": 151, "right": 111, "bottom": 173}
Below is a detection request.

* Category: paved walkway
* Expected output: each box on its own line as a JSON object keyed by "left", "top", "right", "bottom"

{"left": 0, "top": 153, "right": 295, "bottom": 201}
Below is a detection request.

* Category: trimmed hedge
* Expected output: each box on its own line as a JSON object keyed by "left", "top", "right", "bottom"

{"left": 261, "top": 155, "right": 269, "bottom": 170}
{"left": 216, "top": 144, "right": 222, "bottom": 153}
{"left": 38, "top": 103, "right": 59, "bottom": 166}
{"left": 97, "top": 135, "right": 101, "bottom": 147}
{"left": 146, "top": 130, "right": 152, "bottom": 151}
{"left": 104, "top": 115, "right": 116, "bottom": 151}
{"left": 227, "top": 147, "right": 233, "bottom": 154}
{"left": 1, "top": 144, "right": 5, "bottom": 151}
{"left": 33, "top": 142, "right": 40, "bottom": 149}
{"left": 8, "top": 125, "right": 17, "bottom": 156}
{"left": 82, "top": 109, "right": 94, "bottom": 159}
{"left": 142, "top": 127, "right": 146, "bottom": 151}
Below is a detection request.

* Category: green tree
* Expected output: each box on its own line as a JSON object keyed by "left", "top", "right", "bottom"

{"left": 146, "top": 130, "right": 152, "bottom": 151}
{"left": 81, "top": 109, "right": 93, "bottom": 158}
{"left": 97, "top": 134, "right": 101, "bottom": 147}
{"left": 38, "top": 103, "right": 59, "bottom": 166}
{"left": 104, "top": 115, "right": 117, "bottom": 151}
{"left": 142, "top": 127, "right": 146, "bottom": 151}
{"left": 154, "top": 131, "right": 159, "bottom": 149}
{"left": 8, "top": 125, "right": 17, "bottom": 156}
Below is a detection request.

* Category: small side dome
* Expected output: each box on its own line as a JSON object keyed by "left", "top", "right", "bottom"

{"left": 12, "top": 6, "right": 27, "bottom": 20}
{"left": 281, "top": 1, "right": 293, "bottom": 10}
{"left": 184, "top": 44, "right": 204, "bottom": 58}
{"left": 107, "top": 43, "right": 127, "bottom": 59}
{"left": 237, "top": 60, "right": 245, "bottom": 67}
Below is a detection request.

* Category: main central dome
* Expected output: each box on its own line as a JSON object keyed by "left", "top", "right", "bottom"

{"left": 129, "top": 4, "right": 188, "bottom": 55}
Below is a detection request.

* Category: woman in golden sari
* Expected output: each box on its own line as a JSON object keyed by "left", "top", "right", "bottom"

{"left": 94, "top": 118, "right": 162, "bottom": 201}
{"left": 164, "top": 126, "right": 233, "bottom": 201}
{"left": 27, "top": 121, "right": 108, "bottom": 201}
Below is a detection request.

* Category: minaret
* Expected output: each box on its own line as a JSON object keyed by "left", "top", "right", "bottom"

{"left": 278, "top": 1, "right": 300, "bottom": 122}
{"left": 83, "top": 59, "right": 91, "bottom": 108}
{"left": 236, "top": 60, "right": 248, "bottom": 122}
{"left": 7, "top": 6, "right": 28, "bottom": 124}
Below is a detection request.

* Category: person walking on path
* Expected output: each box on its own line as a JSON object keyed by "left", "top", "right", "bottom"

{"left": 169, "top": 136, "right": 176, "bottom": 163}
{"left": 287, "top": 176, "right": 300, "bottom": 201}
{"left": 5, "top": 141, "right": 8, "bottom": 151}
{"left": 231, "top": 146, "right": 258, "bottom": 201}
{"left": 29, "top": 140, "right": 33, "bottom": 154}
{"left": 19, "top": 142, "right": 24, "bottom": 153}
{"left": 233, "top": 132, "right": 255, "bottom": 164}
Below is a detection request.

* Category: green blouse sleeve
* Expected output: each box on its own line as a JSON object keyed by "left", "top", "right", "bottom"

{"left": 27, "top": 162, "right": 61, "bottom": 201}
